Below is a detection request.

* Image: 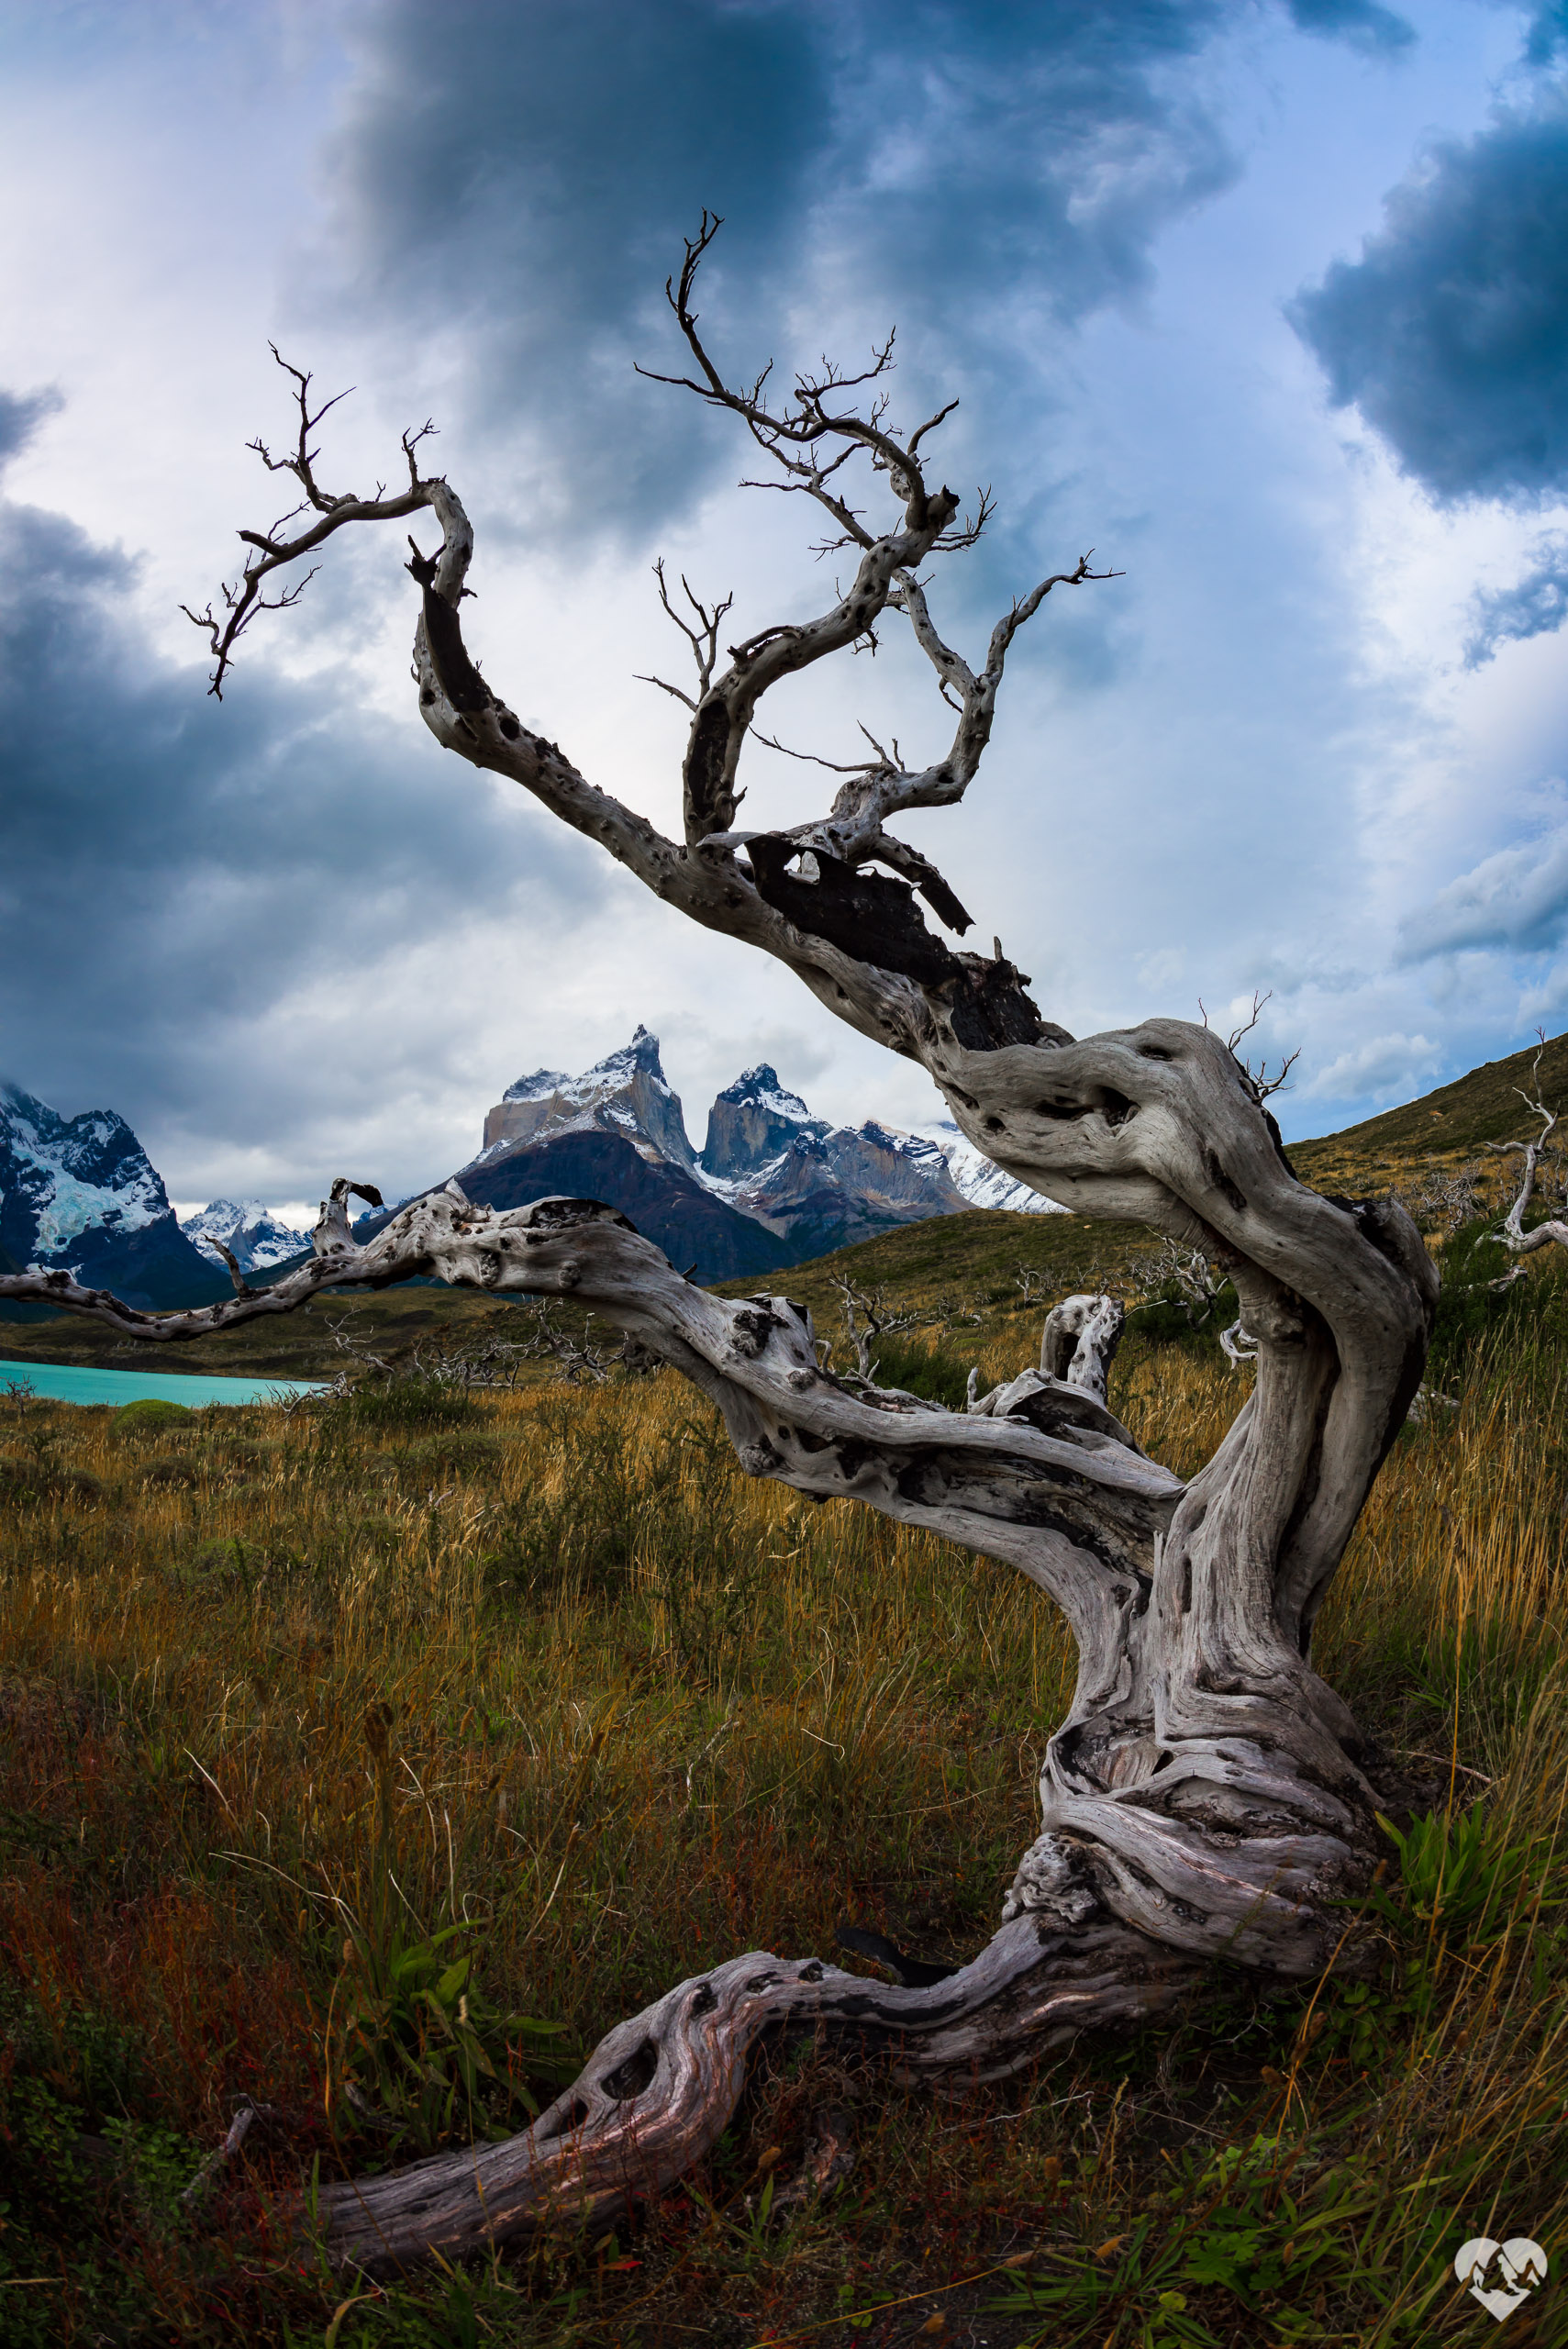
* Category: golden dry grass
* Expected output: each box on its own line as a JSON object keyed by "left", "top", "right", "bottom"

{"left": 0, "top": 1317, "right": 1564, "bottom": 2346}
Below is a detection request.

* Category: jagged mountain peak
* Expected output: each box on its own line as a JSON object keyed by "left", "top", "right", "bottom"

{"left": 701, "top": 1063, "right": 824, "bottom": 1181}
{"left": 714, "top": 1063, "right": 811, "bottom": 1118}
{"left": 483, "top": 1030, "right": 695, "bottom": 1172}
{"left": 180, "top": 1196, "right": 314, "bottom": 1274}
{"left": 501, "top": 1066, "right": 570, "bottom": 1106}
{"left": 0, "top": 1078, "right": 227, "bottom": 1308}
{"left": 501, "top": 1028, "right": 670, "bottom": 1110}
{"left": 2, "top": 1079, "right": 171, "bottom": 1256}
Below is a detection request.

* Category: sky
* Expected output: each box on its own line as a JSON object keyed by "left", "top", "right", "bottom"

{"left": 3, "top": 0, "right": 1568, "bottom": 1218}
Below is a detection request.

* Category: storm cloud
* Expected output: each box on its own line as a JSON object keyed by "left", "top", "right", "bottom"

{"left": 1283, "top": 0, "right": 1414, "bottom": 52}
{"left": 1289, "top": 90, "right": 1568, "bottom": 504}
{"left": 1464, "top": 531, "right": 1568, "bottom": 665}
{"left": 317, "top": 1, "right": 1319, "bottom": 544}
{"left": 0, "top": 393, "right": 598, "bottom": 1153}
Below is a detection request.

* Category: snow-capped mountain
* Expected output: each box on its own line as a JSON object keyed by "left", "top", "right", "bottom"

{"left": 0, "top": 1081, "right": 227, "bottom": 1309}
{"left": 481, "top": 1026, "right": 699, "bottom": 1173}
{"left": 700, "top": 1065, "right": 828, "bottom": 1177}
{"left": 180, "top": 1197, "right": 314, "bottom": 1274}
{"left": 917, "top": 1121, "right": 1065, "bottom": 1216}
{"left": 473, "top": 1041, "right": 1051, "bottom": 1264}
{"left": 696, "top": 1067, "right": 970, "bottom": 1249}
{"left": 427, "top": 1032, "right": 790, "bottom": 1284}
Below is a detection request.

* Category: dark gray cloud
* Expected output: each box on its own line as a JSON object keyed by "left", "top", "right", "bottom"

{"left": 1289, "top": 92, "right": 1568, "bottom": 503}
{"left": 0, "top": 452, "right": 599, "bottom": 1139}
{"left": 1523, "top": 3, "right": 1568, "bottom": 67}
{"left": 1463, "top": 530, "right": 1568, "bottom": 664}
{"left": 0, "top": 385, "right": 62, "bottom": 471}
{"left": 1398, "top": 823, "right": 1568, "bottom": 959}
{"left": 320, "top": 2, "right": 1299, "bottom": 546}
{"left": 1284, "top": 0, "right": 1414, "bottom": 53}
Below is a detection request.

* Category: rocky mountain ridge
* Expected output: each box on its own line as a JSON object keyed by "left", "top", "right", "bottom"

{"left": 180, "top": 1197, "right": 315, "bottom": 1275}
{"left": 474, "top": 1035, "right": 1058, "bottom": 1256}
{"left": 481, "top": 1028, "right": 700, "bottom": 1174}
{"left": 0, "top": 1081, "right": 227, "bottom": 1310}
{"left": 0, "top": 1034, "right": 1057, "bottom": 1314}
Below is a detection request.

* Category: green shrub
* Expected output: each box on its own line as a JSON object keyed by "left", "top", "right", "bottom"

{"left": 395, "top": 1431, "right": 504, "bottom": 1482}
{"left": 0, "top": 1453, "right": 104, "bottom": 1507}
{"left": 177, "top": 1535, "right": 252, "bottom": 1590}
{"left": 1429, "top": 1212, "right": 1568, "bottom": 1369}
{"left": 1126, "top": 1277, "right": 1240, "bottom": 1349}
{"left": 139, "top": 1455, "right": 201, "bottom": 1490}
{"left": 345, "top": 1377, "right": 480, "bottom": 1432}
{"left": 862, "top": 1330, "right": 973, "bottom": 1409}
{"left": 110, "top": 1397, "right": 192, "bottom": 1439}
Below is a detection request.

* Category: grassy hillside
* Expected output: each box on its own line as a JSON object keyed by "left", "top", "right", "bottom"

{"left": 0, "top": 1283, "right": 528, "bottom": 1382}
{"left": 1287, "top": 1030, "right": 1568, "bottom": 1197}
{"left": 2, "top": 1320, "right": 1565, "bottom": 2343}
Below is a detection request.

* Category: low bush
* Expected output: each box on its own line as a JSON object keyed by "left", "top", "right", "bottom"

{"left": 861, "top": 1328, "right": 974, "bottom": 1408}
{"left": 343, "top": 1376, "right": 482, "bottom": 1432}
{"left": 110, "top": 1396, "right": 193, "bottom": 1438}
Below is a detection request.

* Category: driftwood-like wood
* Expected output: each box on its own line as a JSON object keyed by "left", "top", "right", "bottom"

{"left": 315, "top": 1920, "right": 1192, "bottom": 2274}
{"left": 1, "top": 224, "right": 1441, "bottom": 2268}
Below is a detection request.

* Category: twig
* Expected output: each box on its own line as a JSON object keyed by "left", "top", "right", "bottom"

{"left": 180, "top": 2096, "right": 279, "bottom": 2208}
{"left": 684, "top": 1708, "right": 740, "bottom": 1802}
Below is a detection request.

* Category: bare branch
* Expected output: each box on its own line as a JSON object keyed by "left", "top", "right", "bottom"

{"left": 183, "top": 348, "right": 439, "bottom": 696}
{"left": 749, "top": 729, "right": 880, "bottom": 776}
{"left": 645, "top": 558, "right": 734, "bottom": 700}
{"left": 634, "top": 674, "right": 698, "bottom": 711}
{"left": 827, "top": 1275, "right": 921, "bottom": 1383}
{"left": 1199, "top": 990, "right": 1300, "bottom": 1105}
{"left": 907, "top": 396, "right": 960, "bottom": 459}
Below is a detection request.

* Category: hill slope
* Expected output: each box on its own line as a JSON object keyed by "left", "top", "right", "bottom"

{"left": 1287, "top": 1032, "right": 1568, "bottom": 1196}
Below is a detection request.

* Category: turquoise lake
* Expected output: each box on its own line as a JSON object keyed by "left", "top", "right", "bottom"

{"left": 0, "top": 1360, "right": 328, "bottom": 1408}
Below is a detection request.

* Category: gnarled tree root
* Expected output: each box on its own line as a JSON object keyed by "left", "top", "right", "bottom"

{"left": 311, "top": 1915, "right": 1194, "bottom": 2275}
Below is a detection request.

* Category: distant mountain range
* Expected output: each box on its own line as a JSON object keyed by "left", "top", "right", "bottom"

{"left": 459, "top": 1029, "right": 1059, "bottom": 1278}
{"left": 0, "top": 1034, "right": 1056, "bottom": 1308}
{"left": 9, "top": 1033, "right": 1566, "bottom": 1317}
{"left": 0, "top": 1081, "right": 227, "bottom": 1310}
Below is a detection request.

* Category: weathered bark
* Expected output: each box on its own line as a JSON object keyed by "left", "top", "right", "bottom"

{"left": 1040, "top": 1293, "right": 1126, "bottom": 1399}
{"left": 0, "top": 228, "right": 1441, "bottom": 2265}
{"left": 313, "top": 1920, "right": 1192, "bottom": 2275}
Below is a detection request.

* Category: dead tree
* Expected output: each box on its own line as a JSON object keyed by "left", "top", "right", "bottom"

{"left": 1485, "top": 1033, "right": 1568, "bottom": 1264}
{"left": 0, "top": 219, "right": 1437, "bottom": 2273}
{"left": 1405, "top": 1161, "right": 1482, "bottom": 1238}
{"left": 1136, "top": 1234, "right": 1229, "bottom": 1330}
{"left": 827, "top": 1275, "right": 920, "bottom": 1383}
{"left": 967, "top": 1288, "right": 1126, "bottom": 1423}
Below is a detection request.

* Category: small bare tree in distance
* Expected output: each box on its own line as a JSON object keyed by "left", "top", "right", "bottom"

{"left": 0, "top": 219, "right": 1437, "bottom": 2271}
{"left": 1485, "top": 1031, "right": 1568, "bottom": 1266}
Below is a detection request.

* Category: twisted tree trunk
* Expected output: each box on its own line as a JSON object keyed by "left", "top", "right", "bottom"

{"left": 1, "top": 224, "right": 1440, "bottom": 2266}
